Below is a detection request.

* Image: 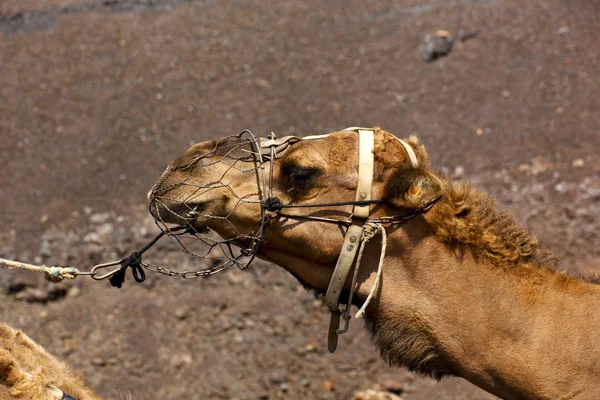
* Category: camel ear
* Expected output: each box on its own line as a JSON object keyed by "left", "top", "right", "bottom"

{"left": 384, "top": 167, "right": 443, "bottom": 210}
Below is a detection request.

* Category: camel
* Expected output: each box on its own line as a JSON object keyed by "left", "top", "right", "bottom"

{"left": 0, "top": 322, "right": 106, "bottom": 400}
{"left": 149, "top": 126, "right": 600, "bottom": 399}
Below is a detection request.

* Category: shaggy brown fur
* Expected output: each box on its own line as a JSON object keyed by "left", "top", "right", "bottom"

{"left": 0, "top": 323, "right": 107, "bottom": 400}
{"left": 364, "top": 311, "right": 456, "bottom": 380}
{"left": 428, "top": 179, "right": 559, "bottom": 270}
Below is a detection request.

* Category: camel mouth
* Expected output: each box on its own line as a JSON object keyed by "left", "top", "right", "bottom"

{"left": 150, "top": 201, "right": 211, "bottom": 236}
{"left": 149, "top": 196, "right": 209, "bottom": 227}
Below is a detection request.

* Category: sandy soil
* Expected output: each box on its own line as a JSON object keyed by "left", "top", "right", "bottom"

{"left": 1, "top": 0, "right": 599, "bottom": 399}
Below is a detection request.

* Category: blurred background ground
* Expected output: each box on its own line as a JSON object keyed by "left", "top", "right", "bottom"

{"left": 1, "top": 0, "right": 599, "bottom": 399}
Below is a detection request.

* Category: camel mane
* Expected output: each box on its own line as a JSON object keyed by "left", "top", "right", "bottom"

{"left": 428, "top": 178, "right": 559, "bottom": 271}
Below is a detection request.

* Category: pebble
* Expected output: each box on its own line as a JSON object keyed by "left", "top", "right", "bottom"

{"left": 453, "top": 166, "right": 465, "bottom": 178}
{"left": 96, "top": 223, "right": 114, "bottom": 237}
{"left": 321, "top": 379, "right": 335, "bottom": 392}
{"left": 572, "top": 158, "right": 585, "bottom": 167}
{"left": 89, "top": 212, "right": 111, "bottom": 224}
{"left": 269, "top": 372, "right": 285, "bottom": 385}
{"left": 353, "top": 390, "right": 404, "bottom": 400}
{"left": 170, "top": 353, "right": 192, "bottom": 368}
{"left": 421, "top": 30, "right": 453, "bottom": 62}
{"left": 175, "top": 307, "right": 190, "bottom": 320}
{"left": 531, "top": 156, "right": 552, "bottom": 175}
{"left": 380, "top": 379, "right": 405, "bottom": 394}
{"left": 91, "top": 357, "right": 106, "bottom": 367}
{"left": 555, "top": 182, "right": 568, "bottom": 193}
{"left": 83, "top": 232, "right": 101, "bottom": 244}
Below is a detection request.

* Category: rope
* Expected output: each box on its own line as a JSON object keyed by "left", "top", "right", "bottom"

{"left": 339, "top": 222, "right": 386, "bottom": 333}
{"left": 0, "top": 258, "right": 79, "bottom": 283}
{"left": 356, "top": 223, "right": 386, "bottom": 319}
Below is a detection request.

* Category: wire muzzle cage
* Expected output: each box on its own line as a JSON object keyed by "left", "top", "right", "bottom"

{"left": 147, "top": 130, "right": 268, "bottom": 277}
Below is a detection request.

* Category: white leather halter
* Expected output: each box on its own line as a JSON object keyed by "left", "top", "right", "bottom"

{"left": 319, "top": 127, "right": 418, "bottom": 352}
{"left": 259, "top": 127, "right": 419, "bottom": 352}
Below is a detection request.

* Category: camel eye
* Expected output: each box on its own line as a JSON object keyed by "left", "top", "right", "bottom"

{"left": 408, "top": 185, "right": 421, "bottom": 197}
{"left": 281, "top": 164, "right": 321, "bottom": 189}
{"left": 291, "top": 168, "right": 317, "bottom": 182}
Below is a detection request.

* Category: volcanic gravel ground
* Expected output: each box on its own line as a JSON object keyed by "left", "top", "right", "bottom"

{"left": 1, "top": 0, "right": 599, "bottom": 399}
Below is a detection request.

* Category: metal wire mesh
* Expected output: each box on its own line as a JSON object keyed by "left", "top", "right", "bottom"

{"left": 147, "top": 130, "right": 267, "bottom": 276}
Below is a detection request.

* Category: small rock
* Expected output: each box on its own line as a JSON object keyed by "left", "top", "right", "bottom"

{"left": 555, "top": 182, "right": 568, "bottom": 193}
{"left": 304, "top": 343, "right": 316, "bottom": 353}
{"left": 421, "top": 30, "right": 453, "bottom": 62}
{"left": 380, "top": 379, "right": 405, "bottom": 395}
{"left": 321, "top": 379, "right": 335, "bottom": 392}
{"left": 96, "top": 223, "right": 114, "bottom": 237}
{"left": 68, "top": 286, "right": 81, "bottom": 298}
{"left": 518, "top": 163, "right": 531, "bottom": 172}
{"left": 228, "top": 272, "right": 246, "bottom": 284}
{"left": 353, "top": 390, "right": 404, "bottom": 400}
{"left": 89, "top": 212, "right": 110, "bottom": 224}
{"left": 91, "top": 357, "right": 106, "bottom": 367}
{"left": 269, "top": 372, "right": 285, "bottom": 385}
{"left": 170, "top": 353, "right": 192, "bottom": 369}
{"left": 572, "top": 158, "right": 585, "bottom": 167}
{"left": 531, "top": 156, "right": 552, "bottom": 175}
{"left": 453, "top": 166, "right": 465, "bottom": 178}
{"left": 138, "top": 226, "right": 149, "bottom": 238}
{"left": 175, "top": 307, "right": 190, "bottom": 320}
{"left": 279, "top": 383, "right": 289, "bottom": 393}
{"left": 83, "top": 232, "right": 101, "bottom": 244}
{"left": 301, "top": 379, "right": 311, "bottom": 388}
{"left": 564, "top": 206, "right": 576, "bottom": 220}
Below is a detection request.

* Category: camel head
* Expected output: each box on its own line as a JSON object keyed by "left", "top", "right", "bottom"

{"left": 148, "top": 127, "right": 443, "bottom": 292}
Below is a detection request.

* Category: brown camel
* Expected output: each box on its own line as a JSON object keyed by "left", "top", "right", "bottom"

{"left": 0, "top": 322, "right": 106, "bottom": 400}
{"left": 150, "top": 127, "right": 600, "bottom": 399}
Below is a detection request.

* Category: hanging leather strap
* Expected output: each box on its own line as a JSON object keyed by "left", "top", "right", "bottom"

{"left": 324, "top": 129, "right": 375, "bottom": 353}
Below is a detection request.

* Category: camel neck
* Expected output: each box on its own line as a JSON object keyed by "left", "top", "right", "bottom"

{"left": 357, "top": 219, "right": 600, "bottom": 399}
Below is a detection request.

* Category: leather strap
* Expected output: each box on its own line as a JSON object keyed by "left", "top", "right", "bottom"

{"left": 354, "top": 130, "right": 375, "bottom": 218}
{"left": 324, "top": 129, "right": 375, "bottom": 353}
{"left": 343, "top": 126, "right": 419, "bottom": 168}
{"left": 324, "top": 224, "right": 364, "bottom": 310}
{"left": 259, "top": 133, "right": 332, "bottom": 159}
{"left": 396, "top": 138, "right": 419, "bottom": 168}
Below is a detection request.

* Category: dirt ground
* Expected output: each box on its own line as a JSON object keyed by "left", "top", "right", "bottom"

{"left": 1, "top": 0, "right": 599, "bottom": 399}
